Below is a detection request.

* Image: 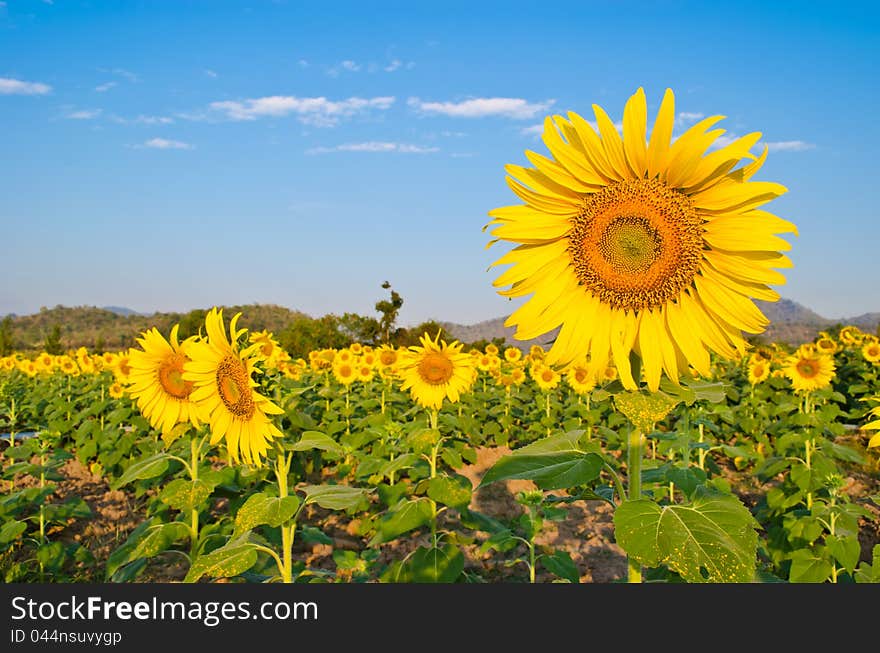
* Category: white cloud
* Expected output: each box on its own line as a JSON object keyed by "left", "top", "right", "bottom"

{"left": 297, "top": 59, "right": 309, "bottom": 68}
{"left": 408, "top": 97, "right": 554, "bottom": 119}
{"left": 67, "top": 109, "right": 102, "bottom": 120}
{"left": 0, "top": 77, "right": 51, "bottom": 95}
{"left": 95, "top": 81, "right": 117, "bottom": 92}
{"left": 142, "top": 138, "right": 193, "bottom": 150}
{"left": 384, "top": 59, "right": 402, "bottom": 72}
{"left": 341, "top": 60, "right": 360, "bottom": 72}
{"left": 520, "top": 123, "right": 544, "bottom": 137}
{"left": 112, "top": 114, "right": 174, "bottom": 125}
{"left": 307, "top": 141, "right": 439, "bottom": 154}
{"left": 209, "top": 95, "right": 395, "bottom": 127}
{"left": 676, "top": 111, "right": 705, "bottom": 125}
{"left": 763, "top": 140, "right": 815, "bottom": 152}
{"left": 204, "top": 69, "right": 218, "bottom": 78}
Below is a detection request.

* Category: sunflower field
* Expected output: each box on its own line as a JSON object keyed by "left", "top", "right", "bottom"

{"left": 1, "top": 88, "right": 878, "bottom": 584}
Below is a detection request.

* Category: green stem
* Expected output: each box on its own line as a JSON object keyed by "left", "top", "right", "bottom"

{"left": 627, "top": 426, "right": 644, "bottom": 584}
{"left": 189, "top": 438, "right": 200, "bottom": 558}
{"left": 428, "top": 409, "right": 440, "bottom": 547}
{"left": 529, "top": 540, "right": 536, "bottom": 584}
{"left": 805, "top": 438, "right": 813, "bottom": 511}
{"left": 275, "top": 452, "right": 295, "bottom": 583}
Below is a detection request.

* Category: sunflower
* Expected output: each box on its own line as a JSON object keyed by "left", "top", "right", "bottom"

{"left": 476, "top": 353, "right": 500, "bottom": 372}
{"left": 349, "top": 342, "right": 364, "bottom": 356}
{"left": 113, "top": 353, "right": 133, "bottom": 382}
{"left": 398, "top": 332, "right": 474, "bottom": 410}
{"left": 863, "top": 339, "right": 880, "bottom": 364}
{"left": 783, "top": 351, "right": 835, "bottom": 393}
{"left": 814, "top": 333, "right": 838, "bottom": 356}
{"left": 356, "top": 362, "right": 374, "bottom": 383}
{"left": 839, "top": 325, "right": 863, "bottom": 346}
{"left": 747, "top": 357, "right": 770, "bottom": 385}
{"left": 128, "top": 324, "right": 201, "bottom": 438}
{"left": 510, "top": 367, "right": 527, "bottom": 386}
{"left": 377, "top": 345, "right": 399, "bottom": 369}
{"left": 101, "top": 352, "right": 118, "bottom": 368}
{"left": 58, "top": 356, "right": 78, "bottom": 376}
{"left": 486, "top": 87, "right": 795, "bottom": 392}
{"left": 249, "top": 330, "right": 288, "bottom": 368}
{"left": 335, "top": 349, "right": 354, "bottom": 365}
{"left": 503, "top": 347, "right": 522, "bottom": 363}
{"left": 182, "top": 308, "right": 283, "bottom": 466}
{"left": 332, "top": 360, "right": 358, "bottom": 386}
{"left": 531, "top": 363, "right": 561, "bottom": 391}
{"left": 108, "top": 382, "right": 125, "bottom": 399}
{"left": 309, "top": 348, "right": 336, "bottom": 372}
{"left": 485, "top": 343, "right": 499, "bottom": 356}
{"left": 566, "top": 361, "right": 596, "bottom": 395}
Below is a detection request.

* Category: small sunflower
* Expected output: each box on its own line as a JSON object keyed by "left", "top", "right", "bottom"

{"left": 815, "top": 333, "right": 838, "bottom": 356}
{"left": 485, "top": 343, "right": 499, "bottom": 356}
{"left": 356, "top": 362, "right": 374, "bottom": 383}
{"left": 377, "top": 345, "right": 400, "bottom": 369}
{"left": 332, "top": 360, "right": 358, "bottom": 386}
{"left": 183, "top": 308, "right": 284, "bottom": 466}
{"left": 532, "top": 364, "right": 561, "bottom": 391}
{"left": 108, "top": 382, "right": 126, "bottom": 399}
{"left": 504, "top": 347, "right": 523, "bottom": 363}
{"left": 783, "top": 351, "right": 835, "bottom": 393}
{"left": 747, "top": 357, "right": 770, "bottom": 385}
{"left": 839, "top": 325, "right": 863, "bottom": 346}
{"left": 398, "top": 332, "right": 474, "bottom": 410}
{"left": 863, "top": 339, "right": 880, "bottom": 364}
{"left": 250, "top": 329, "right": 288, "bottom": 369}
{"left": 566, "top": 361, "right": 596, "bottom": 395}
{"left": 487, "top": 87, "right": 794, "bottom": 391}
{"left": 128, "top": 324, "right": 201, "bottom": 439}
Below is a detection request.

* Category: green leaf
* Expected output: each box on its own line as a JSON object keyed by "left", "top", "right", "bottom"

{"left": 613, "top": 488, "right": 759, "bottom": 583}
{"left": 788, "top": 549, "right": 833, "bottom": 583}
{"left": 540, "top": 549, "right": 580, "bottom": 583}
{"left": 159, "top": 479, "right": 214, "bottom": 512}
{"left": 855, "top": 545, "right": 880, "bottom": 584}
{"left": 111, "top": 453, "right": 171, "bottom": 489}
{"left": 826, "top": 535, "right": 860, "bottom": 573}
{"left": 399, "top": 543, "right": 464, "bottom": 583}
{"left": 233, "top": 492, "right": 302, "bottom": 536}
{"left": 0, "top": 519, "right": 27, "bottom": 544}
{"left": 370, "top": 498, "right": 433, "bottom": 545}
{"left": 106, "top": 520, "right": 191, "bottom": 580}
{"left": 36, "top": 542, "right": 66, "bottom": 571}
{"left": 427, "top": 474, "right": 472, "bottom": 511}
{"left": 300, "top": 484, "right": 369, "bottom": 510}
{"left": 290, "top": 430, "right": 344, "bottom": 455}
{"left": 184, "top": 540, "right": 259, "bottom": 583}
{"left": 479, "top": 452, "right": 603, "bottom": 490}
{"left": 514, "top": 430, "right": 586, "bottom": 454}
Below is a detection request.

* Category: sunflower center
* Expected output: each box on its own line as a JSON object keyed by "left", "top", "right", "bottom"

{"left": 418, "top": 352, "right": 454, "bottom": 385}
{"left": 569, "top": 178, "right": 703, "bottom": 312}
{"left": 216, "top": 355, "right": 255, "bottom": 419}
{"left": 158, "top": 353, "right": 194, "bottom": 399}
{"left": 541, "top": 369, "right": 554, "bottom": 382}
{"left": 574, "top": 369, "right": 588, "bottom": 383}
{"left": 796, "top": 359, "right": 819, "bottom": 379}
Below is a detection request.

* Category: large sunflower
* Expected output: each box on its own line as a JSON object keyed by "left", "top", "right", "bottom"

{"left": 398, "top": 332, "right": 474, "bottom": 410}
{"left": 127, "top": 324, "right": 201, "bottom": 439}
{"left": 486, "top": 87, "right": 796, "bottom": 391}
{"left": 183, "top": 308, "right": 283, "bottom": 466}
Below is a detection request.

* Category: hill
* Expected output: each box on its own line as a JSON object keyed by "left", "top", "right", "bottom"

{"left": 1, "top": 304, "right": 307, "bottom": 352}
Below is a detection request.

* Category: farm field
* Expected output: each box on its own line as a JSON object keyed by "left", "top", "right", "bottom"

{"left": 1, "top": 314, "right": 878, "bottom": 584}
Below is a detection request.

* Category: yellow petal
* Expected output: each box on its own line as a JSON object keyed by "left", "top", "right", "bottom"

{"left": 646, "top": 88, "right": 675, "bottom": 178}
{"left": 505, "top": 176, "right": 582, "bottom": 215}
{"left": 691, "top": 178, "right": 787, "bottom": 214}
{"left": 541, "top": 116, "right": 606, "bottom": 186}
{"left": 592, "top": 103, "right": 630, "bottom": 180}
{"left": 694, "top": 273, "right": 768, "bottom": 334}
{"left": 622, "top": 87, "right": 648, "bottom": 177}
{"left": 525, "top": 150, "right": 601, "bottom": 192}
{"left": 565, "top": 112, "right": 618, "bottom": 182}
{"left": 506, "top": 163, "right": 585, "bottom": 202}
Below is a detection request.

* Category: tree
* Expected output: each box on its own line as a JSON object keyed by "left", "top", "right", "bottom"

{"left": 44, "top": 324, "right": 64, "bottom": 355}
{"left": 375, "top": 281, "right": 404, "bottom": 344}
{"left": 0, "top": 316, "right": 13, "bottom": 355}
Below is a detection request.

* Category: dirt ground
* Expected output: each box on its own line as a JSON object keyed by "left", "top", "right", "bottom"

{"left": 4, "top": 443, "right": 878, "bottom": 583}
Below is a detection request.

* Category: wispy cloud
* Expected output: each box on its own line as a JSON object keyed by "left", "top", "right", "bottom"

{"left": 67, "top": 109, "right": 102, "bottom": 120}
{"left": 297, "top": 59, "right": 309, "bottom": 68}
{"left": 208, "top": 95, "right": 395, "bottom": 127}
{"left": 408, "top": 97, "right": 554, "bottom": 119}
{"left": 95, "top": 81, "right": 116, "bottom": 92}
{"left": 0, "top": 77, "right": 51, "bottom": 95}
{"left": 520, "top": 123, "right": 544, "bottom": 137}
{"left": 676, "top": 111, "right": 705, "bottom": 125}
{"left": 384, "top": 59, "right": 402, "bottom": 72}
{"left": 326, "top": 60, "right": 361, "bottom": 77}
{"left": 306, "top": 141, "right": 439, "bottom": 154}
{"left": 763, "top": 140, "right": 815, "bottom": 152}
{"left": 111, "top": 114, "right": 174, "bottom": 125}
{"left": 142, "top": 138, "right": 193, "bottom": 150}
{"left": 204, "top": 69, "right": 218, "bottom": 78}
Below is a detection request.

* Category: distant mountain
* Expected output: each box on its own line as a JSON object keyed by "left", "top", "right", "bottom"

{"left": 102, "top": 306, "right": 145, "bottom": 317}
{"left": 443, "top": 298, "right": 879, "bottom": 350}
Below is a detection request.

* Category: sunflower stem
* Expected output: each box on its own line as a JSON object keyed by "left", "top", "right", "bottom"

{"left": 626, "top": 426, "right": 644, "bottom": 584}
{"left": 428, "top": 409, "right": 440, "bottom": 548}
{"left": 189, "top": 437, "right": 200, "bottom": 558}
{"left": 274, "top": 452, "right": 295, "bottom": 583}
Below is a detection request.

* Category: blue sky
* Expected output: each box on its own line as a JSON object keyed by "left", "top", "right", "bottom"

{"left": 1, "top": 0, "right": 877, "bottom": 327}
